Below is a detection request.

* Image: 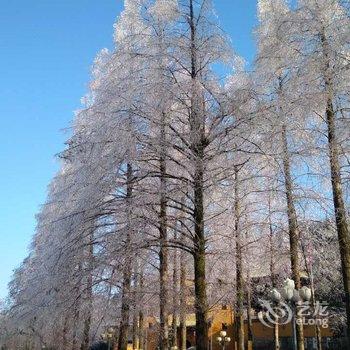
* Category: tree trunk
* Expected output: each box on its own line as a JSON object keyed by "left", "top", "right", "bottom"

{"left": 268, "top": 194, "right": 277, "bottom": 288}
{"left": 326, "top": 93, "right": 350, "bottom": 342}
{"left": 81, "top": 287, "right": 92, "bottom": 350}
{"left": 189, "top": 1, "right": 208, "bottom": 349}
{"left": 118, "top": 163, "right": 133, "bottom": 350}
{"left": 138, "top": 268, "right": 145, "bottom": 350}
{"left": 281, "top": 124, "right": 304, "bottom": 350}
{"left": 172, "top": 229, "right": 179, "bottom": 348}
{"left": 133, "top": 310, "right": 139, "bottom": 350}
{"left": 133, "top": 270, "right": 140, "bottom": 350}
{"left": 179, "top": 207, "right": 188, "bottom": 350}
{"left": 300, "top": 235, "right": 322, "bottom": 350}
{"left": 321, "top": 31, "right": 350, "bottom": 344}
{"left": 234, "top": 167, "right": 245, "bottom": 350}
{"left": 72, "top": 264, "right": 82, "bottom": 350}
{"left": 81, "top": 231, "right": 94, "bottom": 350}
{"left": 139, "top": 310, "right": 145, "bottom": 350}
{"left": 310, "top": 276, "right": 322, "bottom": 350}
{"left": 192, "top": 143, "right": 208, "bottom": 350}
{"left": 246, "top": 269, "right": 253, "bottom": 350}
{"left": 268, "top": 194, "right": 279, "bottom": 350}
{"left": 193, "top": 247, "right": 207, "bottom": 350}
{"left": 159, "top": 109, "right": 169, "bottom": 350}
{"left": 72, "top": 296, "right": 81, "bottom": 350}
{"left": 118, "top": 265, "right": 132, "bottom": 350}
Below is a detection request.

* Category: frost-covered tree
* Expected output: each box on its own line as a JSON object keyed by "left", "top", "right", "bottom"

{"left": 255, "top": 1, "right": 308, "bottom": 348}
{"left": 291, "top": 0, "right": 350, "bottom": 342}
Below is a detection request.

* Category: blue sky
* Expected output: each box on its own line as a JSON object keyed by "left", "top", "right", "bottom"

{"left": 0, "top": 0, "right": 258, "bottom": 300}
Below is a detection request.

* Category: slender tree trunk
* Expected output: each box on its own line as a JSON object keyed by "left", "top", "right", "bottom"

{"left": 300, "top": 235, "right": 322, "bottom": 350}
{"left": 118, "top": 163, "right": 133, "bottom": 350}
{"left": 139, "top": 268, "right": 145, "bottom": 350}
{"left": 310, "top": 269, "right": 322, "bottom": 350}
{"left": 139, "top": 311, "right": 145, "bottom": 350}
{"left": 132, "top": 318, "right": 139, "bottom": 350}
{"left": 118, "top": 264, "right": 132, "bottom": 350}
{"left": 234, "top": 167, "right": 245, "bottom": 350}
{"left": 179, "top": 205, "right": 188, "bottom": 350}
{"left": 189, "top": 1, "right": 208, "bottom": 349}
{"left": 246, "top": 270, "right": 253, "bottom": 350}
{"left": 193, "top": 245, "right": 207, "bottom": 350}
{"left": 320, "top": 31, "right": 350, "bottom": 344}
{"left": 281, "top": 123, "right": 304, "bottom": 350}
{"left": 268, "top": 194, "right": 276, "bottom": 289}
{"left": 171, "top": 229, "right": 179, "bottom": 348}
{"left": 72, "top": 296, "right": 81, "bottom": 350}
{"left": 133, "top": 270, "right": 140, "bottom": 350}
{"left": 159, "top": 109, "right": 169, "bottom": 350}
{"left": 81, "top": 287, "right": 92, "bottom": 350}
{"left": 81, "top": 231, "right": 94, "bottom": 350}
{"left": 72, "top": 263, "right": 83, "bottom": 350}
{"left": 326, "top": 95, "right": 350, "bottom": 344}
{"left": 192, "top": 146, "right": 208, "bottom": 350}
{"left": 268, "top": 195, "right": 279, "bottom": 350}
{"left": 133, "top": 310, "right": 139, "bottom": 350}
{"left": 192, "top": 157, "right": 207, "bottom": 350}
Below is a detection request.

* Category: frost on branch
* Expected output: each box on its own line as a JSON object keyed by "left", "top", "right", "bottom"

{"left": 257, "top": 0, "right": 289, "bottom": 22}
{"left": 149, "top": 0, "right": 179, "bottom": 21}
{"left": 114, "top": 0, "right": 147, "bottom": 44}
{"left": 90, "top": 48, "right": 111, "bottom": 92}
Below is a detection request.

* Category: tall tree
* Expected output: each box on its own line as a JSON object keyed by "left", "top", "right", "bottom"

{"left": 293, "top": 0, "right": 350, "bottom": 341}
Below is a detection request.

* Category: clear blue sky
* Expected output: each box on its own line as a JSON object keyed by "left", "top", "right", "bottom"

{"left": 0, "top": 0, "right": 258, "bottom": 300}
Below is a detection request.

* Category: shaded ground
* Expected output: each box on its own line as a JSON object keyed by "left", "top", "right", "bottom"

{"left": 89, "top": 341, "right": 108, "bottom": 350}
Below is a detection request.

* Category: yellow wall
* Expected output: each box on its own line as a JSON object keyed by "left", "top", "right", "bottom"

{"left": 141, "top": 306, "right": 334, "bottom": 350}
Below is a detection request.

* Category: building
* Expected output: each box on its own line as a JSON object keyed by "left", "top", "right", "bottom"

{"left": 140, "top": 305, "right": 338, "bottom": 350}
